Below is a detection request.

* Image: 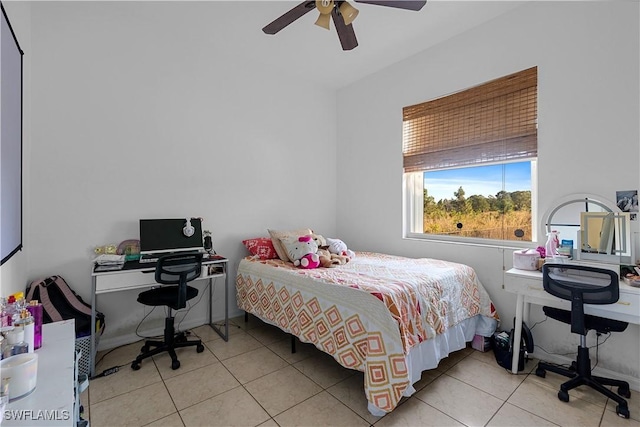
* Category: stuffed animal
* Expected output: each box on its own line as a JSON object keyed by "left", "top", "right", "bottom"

{"left": 298, "top": 253, "right": 320, "bottom": 269}
{"left": 312, "top": 233, "right": 328, "bottom": 249}
{"left": 315, "top": 248, "right": 348, "bottom": 268}
{"left": 310, "top": 233, "right": 351, "bottom": 267}
{"left": 282, "top": 235, "right": 320, "bottom": 269}
{"left": 317, "top": 248, "right": 333, "bottom": 268}
{"left": 326, "top": 237, "right": 355, "bottom": 259}
{"left": 330, "top": 252, "right": 350, "bottom": 266}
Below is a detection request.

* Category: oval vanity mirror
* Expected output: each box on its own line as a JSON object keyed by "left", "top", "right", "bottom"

{"left": 542, "top": 194, "right": 633, "bottom": 264}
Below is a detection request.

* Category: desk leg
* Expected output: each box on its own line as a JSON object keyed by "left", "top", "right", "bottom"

{"left": 523, "top": 300, "right": 531, "bottom": 326}
{"left": 511, "top": 293, "right": 525, "bottom": 374}
{"left": 224, "top": 262, "right": 228, "bottom": 340}
{"left": 90, "top": 276, "right": 97, "bottom": 378}
{"left": 208, "top": 262, "right": 229, "bottom": 341}
{"left": 208, "top": 276, "right": 212, "bottom": 330}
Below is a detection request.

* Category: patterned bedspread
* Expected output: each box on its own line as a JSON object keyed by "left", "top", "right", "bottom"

{"left": 236, "top": 251, "right": 498, "bottom": 413}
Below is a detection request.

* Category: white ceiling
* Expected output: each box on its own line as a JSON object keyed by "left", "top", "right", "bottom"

{"left": 212, "top": 1, "right": 527, "bottom": 89}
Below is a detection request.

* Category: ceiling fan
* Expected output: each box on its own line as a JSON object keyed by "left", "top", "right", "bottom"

{"left": 262, "top": 1, "right": 427, "bottom": 51}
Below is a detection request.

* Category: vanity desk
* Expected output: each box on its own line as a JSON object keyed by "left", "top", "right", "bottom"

{"left": 504, "top": 266, "right": 640, "bottom": 375}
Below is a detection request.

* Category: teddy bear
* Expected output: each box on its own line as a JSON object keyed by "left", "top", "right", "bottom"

{"left": 316, "top": 247, "right": 333, "bottom": 268}
{"left": 308, "top": 233, "right": 351, "bottom": 267}
{"left": 281, "top": 235, "right": 320, "bottom": 269}
{"left": 315, "top": 247, "right": 349, "bottom": 268}
{"left": 326, "top": 237, "right": 355, "bottom": 259}
{"left": 311, "top": 233, "right": 328, "bottom": 250}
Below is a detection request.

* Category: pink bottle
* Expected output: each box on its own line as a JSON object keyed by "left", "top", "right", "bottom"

{"left": 545, "top": 230, "right": 560, "bottom": 258}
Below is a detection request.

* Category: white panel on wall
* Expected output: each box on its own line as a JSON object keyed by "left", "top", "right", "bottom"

{"left": 0, "top": 4, "right": 24, "bottom": 267}
{"left": 0, "top": 1, "right": 31, "bottom": 296}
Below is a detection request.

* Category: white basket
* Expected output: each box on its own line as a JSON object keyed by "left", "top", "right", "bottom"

{"left": 75, "top": 335, "right": 97, "bottom": 378}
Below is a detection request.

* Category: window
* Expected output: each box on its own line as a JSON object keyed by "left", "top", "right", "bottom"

{"left": 403, "top": 67, "right": 537, "bottom": 244}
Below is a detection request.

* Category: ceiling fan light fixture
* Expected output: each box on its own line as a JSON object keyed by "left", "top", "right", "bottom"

{"left": 315, "top": 0, "right": 334, "bottom": 14}
{"left": 339, "top": 2, "right": 359, "bottom": 26}
{"left": 314, "top": 12, "right": 332, "bottom": 30}
{"left": 315, "top": 0, "right": 334, "bottom": 30}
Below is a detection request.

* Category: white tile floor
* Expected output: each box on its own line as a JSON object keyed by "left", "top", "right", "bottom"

{"left": 83, "top": 316, "right": 640, "bottom": 427}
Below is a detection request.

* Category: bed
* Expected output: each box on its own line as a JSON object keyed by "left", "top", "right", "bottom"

{"left": 235, "top": 251, "right": 499, "bottom": 416}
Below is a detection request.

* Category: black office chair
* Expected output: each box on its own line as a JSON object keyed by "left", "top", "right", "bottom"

{"left": 536, "top": 263, "right": 631, "bottom": 419}
{"left": 131, "top": 253, "right": 205, "bottom": 371}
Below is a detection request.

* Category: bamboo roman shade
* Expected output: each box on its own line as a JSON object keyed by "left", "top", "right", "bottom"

{"left": 402, "top": 67, "right": 537, "bottom": 173}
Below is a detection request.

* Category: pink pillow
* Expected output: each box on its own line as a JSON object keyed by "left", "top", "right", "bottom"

{"left": 242, "top": 238, "right": 278, "bottom": 260}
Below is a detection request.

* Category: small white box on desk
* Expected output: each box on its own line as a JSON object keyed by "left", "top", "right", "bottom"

{"left": 513, "top": 249, "right": 540, "bottom": 271}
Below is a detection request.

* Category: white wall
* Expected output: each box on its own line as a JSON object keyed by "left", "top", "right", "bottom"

{"left": 336, "top": 2, "right": 640, "bottom": 380}
{"left": 8, "top": 0, "right": 640, "bottom": 381}
{"left": 0, "top": 1, "right": 31, "bottom": 297}
{"left": 28, "top": 2, "right": 337, "bottom": 347}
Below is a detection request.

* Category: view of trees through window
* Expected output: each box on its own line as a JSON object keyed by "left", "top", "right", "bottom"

{"left": 422, "top": 162, "right": 532, "bottom": 241}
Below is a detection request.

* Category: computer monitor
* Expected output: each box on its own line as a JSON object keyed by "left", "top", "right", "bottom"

{"left": 139, "top": 218, "right": 204, "bottom": 255}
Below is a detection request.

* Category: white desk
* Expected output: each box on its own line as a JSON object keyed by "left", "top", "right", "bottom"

{"left": 90, "top": 255, "right": 229, "bottom": 378}
{"left": 4, "top": 321, "right": 76, "bottom": 426}
{"left": 504, "top": 267, "right": 640, "bottom": 374}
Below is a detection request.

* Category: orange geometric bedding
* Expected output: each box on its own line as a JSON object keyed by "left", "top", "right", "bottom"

{"left": 236, "top": 251, "right": 498, "bottom": 413}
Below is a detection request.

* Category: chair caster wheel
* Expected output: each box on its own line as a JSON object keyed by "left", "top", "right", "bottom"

{"left": 618, "top": 386, "right": 631, "bottom": 398}
{"left": 558, "top": 390, "right": 569, "bottom": 402}
{"left": 535, "top": 368, "right": 546, "bottom": 378}
{"left": 131, "top": 362, "right": 140, "bottom": 371}
{"left": 197, "top": 344, "right": 205, "bottom": 353}
{"left": 171, "top": 360, "right": 180, "bottom": 370}
{"left": 616, "top": 405, "right": 630, "bottom": 419}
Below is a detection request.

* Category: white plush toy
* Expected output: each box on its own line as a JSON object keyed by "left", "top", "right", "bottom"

{"left": 326, "top": 237, "right": 355, "bottom": 259}
{"left": 282, "top": 235, "right": 320, "bottom": 269}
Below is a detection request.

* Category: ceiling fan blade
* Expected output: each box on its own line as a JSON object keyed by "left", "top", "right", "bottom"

{"left": 262, "top": 1, "right": 317, "bottom": 35}
{"left": 332, "top": 7, "right": 358, "bottom": 51}
{"left": 354, "top": 1, "right": 426, "bottom": 11}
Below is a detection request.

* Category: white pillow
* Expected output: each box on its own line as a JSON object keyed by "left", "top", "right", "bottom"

{"left": 267, "top": 228, "right": 313, "bottom": 262}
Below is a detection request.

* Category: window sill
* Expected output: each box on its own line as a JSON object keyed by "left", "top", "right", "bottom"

{"left": 404, "top": 233, "right": 534, "bottom": 251}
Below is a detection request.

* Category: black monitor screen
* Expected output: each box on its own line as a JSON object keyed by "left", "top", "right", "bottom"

{"left": 139, "top": 218, "right": 203, "bottom": 254}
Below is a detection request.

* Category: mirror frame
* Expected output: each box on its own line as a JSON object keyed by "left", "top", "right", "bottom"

{"left": 543, "top": 193, "right": 615, "bottom": 235}
{"left": 542, "top": 193, "right": 633, "bottom": 264}
{"left": 579, "top": 211, "right": 631, "bottom": 263}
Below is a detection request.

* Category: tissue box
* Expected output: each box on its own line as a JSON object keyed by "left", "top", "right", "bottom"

{"left": 513, "top": 249, "right": 540, "bottom": 271}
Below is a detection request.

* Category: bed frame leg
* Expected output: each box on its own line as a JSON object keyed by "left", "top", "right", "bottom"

{"left": 291, "top": 335, "right": 296, "bottom": 353}
{"left": 244, "top": 312, "right": 248, "bottom": 323}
